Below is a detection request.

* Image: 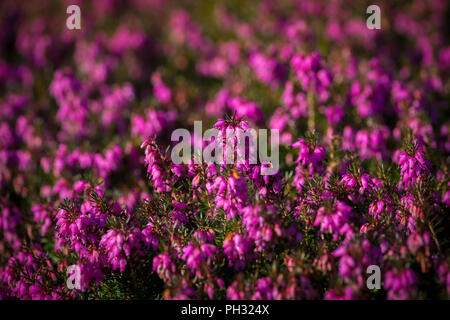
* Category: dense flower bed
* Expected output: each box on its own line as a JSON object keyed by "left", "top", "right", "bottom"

{"left": 0, "top": 0, "right": 449, "bottom": 299}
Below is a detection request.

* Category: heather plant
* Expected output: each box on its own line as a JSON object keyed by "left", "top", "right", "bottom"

{"left": 0, "top": 0, "right": 449, "bottom": 300}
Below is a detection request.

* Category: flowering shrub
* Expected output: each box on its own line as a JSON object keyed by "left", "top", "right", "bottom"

{"left": 0, "top": 0, "right": 449, "bottom": 300}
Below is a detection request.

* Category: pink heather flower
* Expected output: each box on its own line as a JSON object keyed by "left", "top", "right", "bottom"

{"left": 248, "top": 52, "right": 286, "bottom": 88}
{"left": 368, "top": 197, "right": 393, "bottom": 219}
{"left": 437, "top": 262, "right": 450, "bottom": 296}
{"left": 324, "top": 287, "right": 356, "bottom": 300}
{"left": 291, "top": 139, "right": 327, "bottom": 192}
{"left": 153, "top": 82, "right": 171, "bottom": 104}
{"left": 192, "top": 229, "right": 215, "bottom": 243}
{"left": 354, "top": 127, "right": 390, "bottom": 161}
{"left": 141, "top": 138, "right": 174, "bottom": 192}
{"left": 394, "top": 139, "right": 432, "bottom": 190}
{"left": 242, "top": 205, "right": 284, "bottom": 253}
{"left": 108, "top": 27, "right": 144, "bottom": 54}
{"left": 180, "top": 242, "right": 218, "bottom": 277}
{"left": 153, "top": 253, "right": 177, "bottom": 284}
{"left": 251, "top": 277, "right": 281, "bottom": 300}
{"left": 0, "top": 1, "right": 448, "bottom": 302}
{"left": 443, "top": 190, "right": 450, "bottom": 207}
{"left": 2, "top": 247, "right": 66, "bottom": 300}
{"left": 341, "top": 173, "right": 357, "bottom": 189}
{"left": 325, "top": 105, "right": 344, "bottom": 125}
{"left": 208, "top": 173, "right": 248, "bottom": 220}
{"left": 226, "top": 281, "right": 247, "bottom": 300}
{"left": 291, "top": 51, "right": 333, "bottom": 102}
{"left": 223, "top": 233, "right": 253, "bottom": 270}
{"left": 31, "top": 204, "right": 52, "bottom": 236}
{"left": 0, "top": 203, "right": 22, "bottom": 251}
{"left": 228, "top": 97, "right": 265, "bottom": 125}
{"left": 340, "top": 172, "right": 374, "bottom": 195}
{"left": 407, "top": 231, "right": 430, "bottom": 254}
{"left": 249, "top": 163, "right": 283, "bottom": 197}
{"left": 100, "top": 228, "right": 144, "bottom": 272}
{"left": 332, "top": 239, "right": 381, "bottom": 290}
{"left": 385, "top": 269, "right": 417, "bottom": 299}
{"left": 397, "top": 145, "right": 431, "bottom": 190}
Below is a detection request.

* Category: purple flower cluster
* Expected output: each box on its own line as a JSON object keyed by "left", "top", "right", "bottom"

{"left": 314, "top": 201, "right": 353, "bottom": 240}
{"left": 0, "top": 0, "right": 449, "bottom": 301}
{"left": 396, "top": 141, "right": 432, "bottom": 190}
{"left": 292, "top": 138, "right": 327, "bottom": 192}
